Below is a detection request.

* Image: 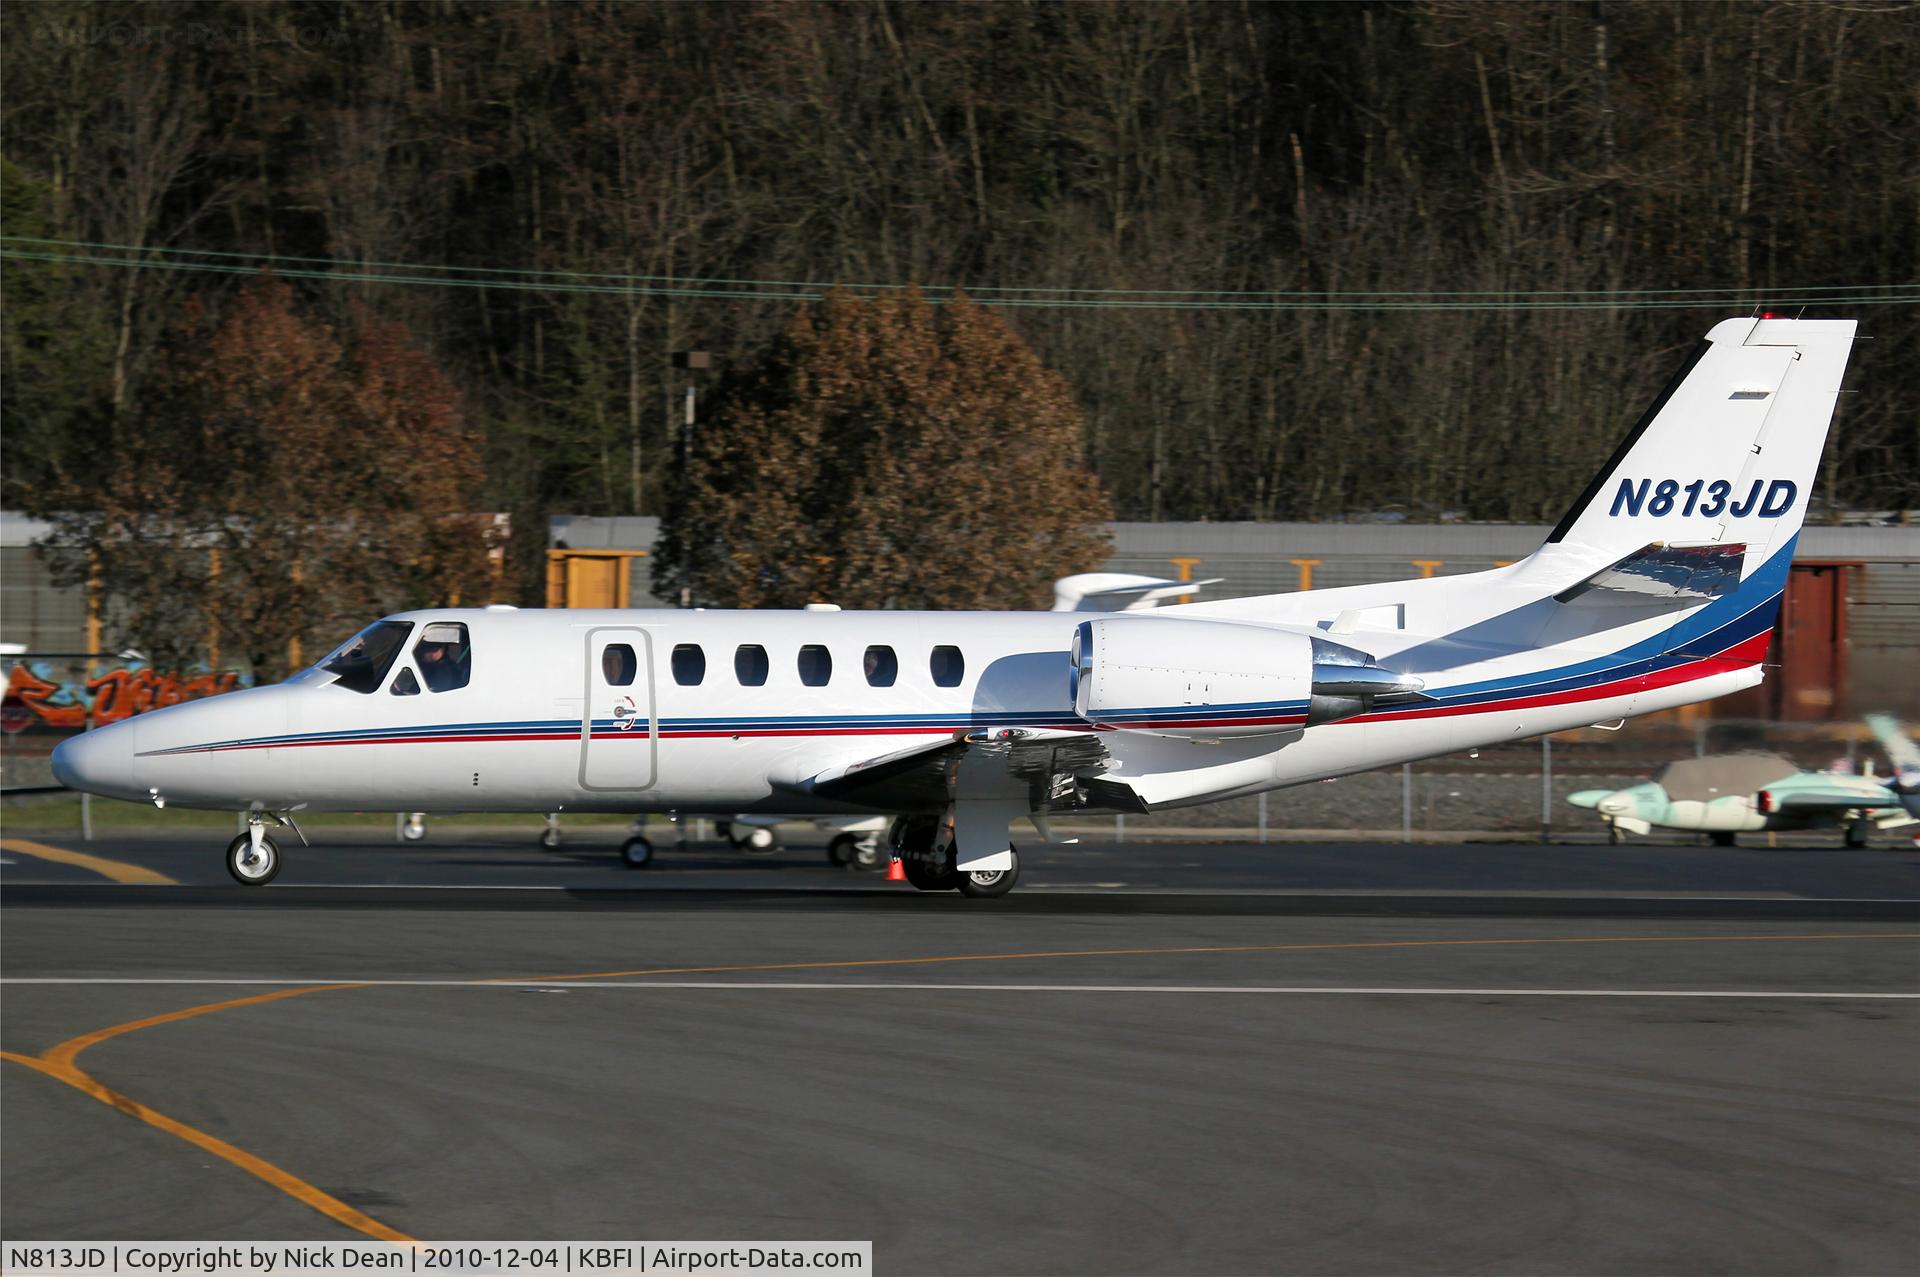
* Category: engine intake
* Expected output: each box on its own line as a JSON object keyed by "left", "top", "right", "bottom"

{"left": 1070, "top": 618, "right": 1424, "bottom": 739}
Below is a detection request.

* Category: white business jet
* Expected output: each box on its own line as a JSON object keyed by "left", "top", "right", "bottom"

{"left": 54, "top": 317, "right": 1856, "bottom": 897}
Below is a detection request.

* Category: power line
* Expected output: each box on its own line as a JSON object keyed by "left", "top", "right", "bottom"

{"left": 3, "top": 235, "right": 1912, "bottom": 298}
{"left": 2, "top": 239, "right": 1914, "bottom": 312}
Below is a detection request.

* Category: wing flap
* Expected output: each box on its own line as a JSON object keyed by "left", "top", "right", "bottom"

{"left": 789, "top": 729, "right": 1130, "bottom": 813}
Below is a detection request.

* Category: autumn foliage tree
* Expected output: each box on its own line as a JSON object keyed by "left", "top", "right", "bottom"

{"left": 656, "top": 290, "right": 1111, "bottom": 610}
{"left": 45, "top": 275, "right": 495, "bottom": 679}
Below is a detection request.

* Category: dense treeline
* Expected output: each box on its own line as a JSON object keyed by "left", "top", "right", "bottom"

{"left": 3, "top": 1, "right": 1916, "bottom": 602}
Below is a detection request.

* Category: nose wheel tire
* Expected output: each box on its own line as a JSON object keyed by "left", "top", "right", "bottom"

{"left": 539, "top": 827, "right": 562, "bottom": 851}
{"left": 955, "top": 849, "right": 1020, "bottom": 899}
{"left": 830, "top": 833, "right": 883, "bottom": 869}
{"left": 619, "top": 835, "right": 654, "bottom": 868}
{"left": 226, "top": 832, "right": 282, "bottom": 886}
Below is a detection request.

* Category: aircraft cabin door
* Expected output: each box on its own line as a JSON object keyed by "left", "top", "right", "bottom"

{"left": 579, "top": 627, "right": 657, "bottom": 791}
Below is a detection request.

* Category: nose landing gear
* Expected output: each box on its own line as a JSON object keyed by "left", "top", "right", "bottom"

{"left": 225, "top": 818, "right": 282, "bottom": 886}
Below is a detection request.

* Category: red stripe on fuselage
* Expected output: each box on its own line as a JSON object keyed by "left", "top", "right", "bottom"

{"left": 1360, "top": 629, "right": 1772, "bottom": 724}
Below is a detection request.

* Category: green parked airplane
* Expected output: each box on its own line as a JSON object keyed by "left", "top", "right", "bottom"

{"left": 1568, "top": 715, "right": 1919, "bottom": 846}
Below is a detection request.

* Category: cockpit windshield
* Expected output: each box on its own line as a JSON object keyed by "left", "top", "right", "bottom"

{"left": 316, "top": 621, "right": 414, "bottom": 694}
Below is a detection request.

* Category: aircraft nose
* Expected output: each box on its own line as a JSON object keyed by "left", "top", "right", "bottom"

{"left": 51, "top": 720, "right": 142, "bottom": 800}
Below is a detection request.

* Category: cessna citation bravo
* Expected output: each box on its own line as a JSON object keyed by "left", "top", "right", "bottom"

{"left": 54, "top": 317, "right": 1856, "bottom": 897}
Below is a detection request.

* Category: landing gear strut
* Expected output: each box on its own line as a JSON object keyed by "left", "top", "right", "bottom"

{"left": 226, "top": 818, "right": 281, "bottom": 886}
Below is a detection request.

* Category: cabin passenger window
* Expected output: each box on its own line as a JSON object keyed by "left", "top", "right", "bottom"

{"left": 390, "top": 668, "right": 421, "bottom": 696}
{"left": 413, "top": 623, "right": 471, "bottom": 692}
{"left": 863, "top": 645, "right": 898, "bottom": 687}
{"left": 930, "top": 645, "right": 965, "bottom": 687}
{"left": 735, "top": 644, "right": 769, "bottom": 686}
{"left": 319, "top": 621, "right": 413, "bottom": 694}
{"left": 798, "top": 645, "right": 833, "bottom": 687}
{"left": 671, "top": 644, "right": 706, "bottom": 686}
{"left": 602, "top": 643, "right": 638, "bottom": 687}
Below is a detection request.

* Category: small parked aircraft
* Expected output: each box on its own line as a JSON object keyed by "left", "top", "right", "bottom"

{"left": 1568, "top": 715, "right": 1920, "bottom": 846}
{"left": 53, "top": 317, "right": 1859, "bottom": 897}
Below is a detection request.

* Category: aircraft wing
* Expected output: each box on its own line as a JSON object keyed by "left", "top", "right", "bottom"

{"left": 786, "top": 729, "right": 1144, "bottom": 813}
{"left": 1763, "top": 786, "right": 1900, "bottom": 812}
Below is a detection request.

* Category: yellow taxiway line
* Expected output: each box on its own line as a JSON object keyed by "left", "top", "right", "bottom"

{"left": 5, "top": 930, "right": 1914, "bottom": 1242}
{"left": 1, "top": 985, "right": 411, "bottom": 1242}
{"left": 1, "top": 838, "right": 177, "bottom": 885}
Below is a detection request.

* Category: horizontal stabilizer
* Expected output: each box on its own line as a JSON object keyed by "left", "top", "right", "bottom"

{"left": 1554, "top": 542, "right": 1747, "bottom": 605}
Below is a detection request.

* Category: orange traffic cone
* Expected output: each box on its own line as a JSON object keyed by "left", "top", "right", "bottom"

{"left": 886, "top": 856, "right": 907, "bottom": 882}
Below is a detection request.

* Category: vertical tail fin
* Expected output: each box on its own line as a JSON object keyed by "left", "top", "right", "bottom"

{"left": 1543, "top": 317, "right": 1857, "bottom": 566}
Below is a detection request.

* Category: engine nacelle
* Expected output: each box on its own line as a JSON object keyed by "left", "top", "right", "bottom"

{"left": 1069, "top": 618, "right": 1424, "bottom": 739}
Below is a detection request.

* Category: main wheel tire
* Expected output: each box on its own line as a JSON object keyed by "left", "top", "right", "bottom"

{"left": 956, "top": 848, "right": 1020, "bottom": 899}
{"left": 902, "top": 854, "right": 958, "bottom": 892}
{"left": 620, "top": 835, "right": 654, "bottom": 868}
{"left": 1844, "top": 821, "right": 1870, "bottom": 849}
{"left": 539, "top": 826, "right": 562, "bottom": 851}
{"left": 1606, "top": 824, "right": 1623, "bottom": 845}
{"left": 827, "top": 834, "right": 857, "bottom": 866}
{"left": 1710, "top": 831, "right": 1738, "bottom": 847}
{"left": 226, "top": 832, "right": 281, "bottom": 886}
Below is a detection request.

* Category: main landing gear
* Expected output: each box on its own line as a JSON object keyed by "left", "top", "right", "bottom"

{"left": 619, "top": 834, "right": 655, "bottom": 868}
{"left": 888, "top": 815, "right": 1021, "bottom": 899}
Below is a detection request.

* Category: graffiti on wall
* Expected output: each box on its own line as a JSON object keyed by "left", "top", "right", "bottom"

{"left": 1, "top": 661, "right": 251, "bottom": 730}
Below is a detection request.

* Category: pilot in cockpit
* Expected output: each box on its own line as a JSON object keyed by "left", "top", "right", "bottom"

{"left": 415, "top": 624, "right": 470, "bottom": 692}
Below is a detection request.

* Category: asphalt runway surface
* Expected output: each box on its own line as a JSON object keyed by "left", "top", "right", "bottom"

{"left": 3, "top": 831, "right": 1917, "bottom": 1273}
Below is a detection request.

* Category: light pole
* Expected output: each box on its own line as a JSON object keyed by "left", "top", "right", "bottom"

{"left": 671, "top": 350, "right": 710, "bottom": 607}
